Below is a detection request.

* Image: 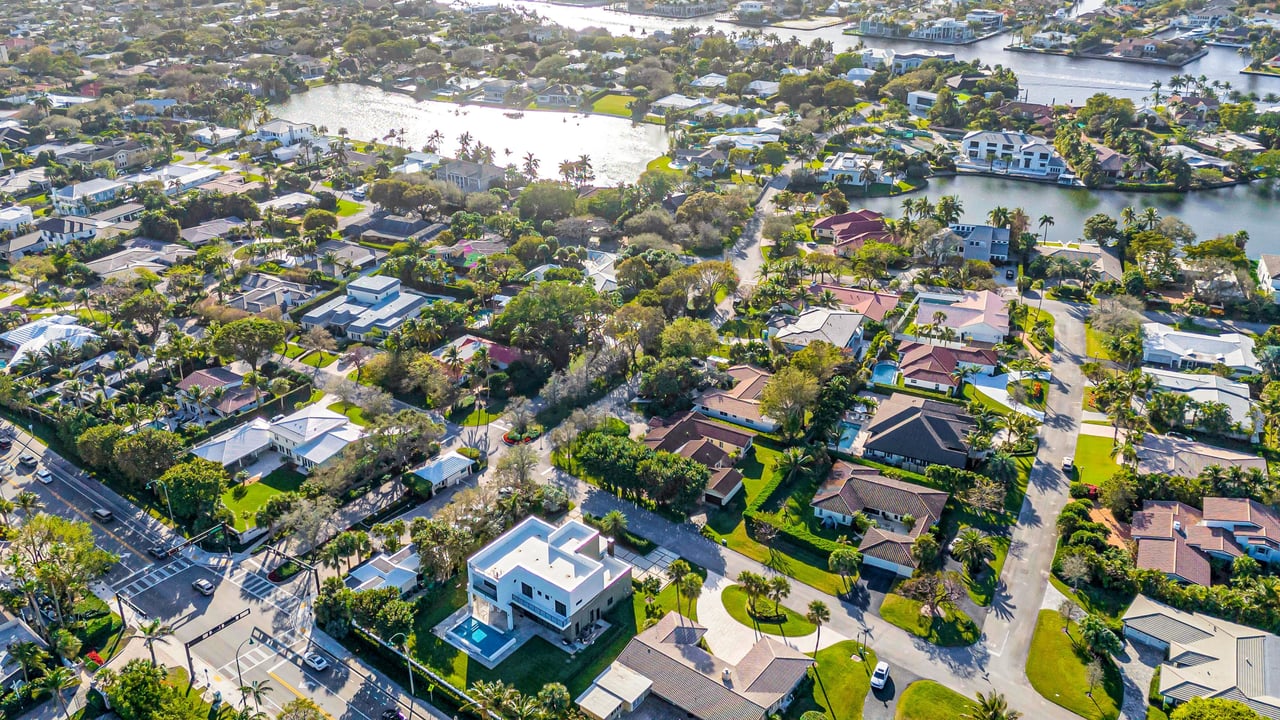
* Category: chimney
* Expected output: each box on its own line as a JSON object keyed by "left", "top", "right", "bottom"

{"left": 606, "top": 538, "right": 615, "bottom": 557}
{"left": 1174, "top": 520, "right": 1182, "bottom": 533}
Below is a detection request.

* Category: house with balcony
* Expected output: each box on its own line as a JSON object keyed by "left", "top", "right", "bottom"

{"left": 949, "top": 223, "right": 1010, "bottom": 262}
{"left": 52, "top": 178, "right": 126, "bottom": 216}
{"left": 960, "top": 129, "right": 1066, "bottom": 177}
{"left": 466, "top": 516, "right": 633, "bottom": 643}
{"left": 254, "top": 118, "right": 316, "bottom": 147}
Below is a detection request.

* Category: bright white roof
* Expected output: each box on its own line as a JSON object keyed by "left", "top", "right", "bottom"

{"left": 0, "top": 315, "right": 99, "bottom": 369}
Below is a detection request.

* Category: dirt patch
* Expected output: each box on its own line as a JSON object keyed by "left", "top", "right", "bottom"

{"left": 1088, "top": 506, "right": 1132, "bottom": 550}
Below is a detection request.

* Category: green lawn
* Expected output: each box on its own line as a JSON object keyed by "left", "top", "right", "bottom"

{"left": 705, "top": 445, "right": 850, "bottom": 596}
{"left": 787, "top": 640, "right": 878, "bottom": 720}
{"left": 1085, "top": 325, "right": 1114, "bottom": 361}
{"left": 1073, "top": 434, "right": 1121, "bottom": 487}
{"left": 1049, "top": 575, "right": 1134, "bottom": 629}
{"left": 721, "top": 584, "right": 817, "bottom": 637}
{"left": 409, "top": 574, "right": 690, "bottom": 697}
{"left": 300, "top": 349, "right": 338, "bottom": 368}
{"left": 960, "top": 383, "right": 1012, "bottom": 416}
{"left": 448, "top": 396, "right": 506, "bottom": 426}
{"left": 878, "top": 594, "right": 980, "bottom": 647}
{"left": 1026, "top": 610, "right": 1123, "bottom": 720}
{"left": 895, "top": 680, "right": 976, "bottom": 720}
{"left": 278, "top": 342, "right": 307, "bottom": 359}
{"left": 221, "top": 468, "right": 307, "bottom": 531}
{"left": 328, "top": 400, "right": 372, "bottom": 426}
{"left": 1010, "top": 378, "right": 1047, "bottom": 410}
{"left": 335, "top": 199, "right": 363, "bottom": 217}
{"left": 939, "top": 455, "right": 1029, "bottom": 606}
{"left": 592, "top": 93, "right": 635, "bottom": 117}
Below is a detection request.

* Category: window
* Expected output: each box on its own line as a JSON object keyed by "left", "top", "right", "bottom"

{"left": 555, "top": 600, "right": 567, "bottom": 616}
{"left": 521, "top": 583, "right": 533, "bottom": 598}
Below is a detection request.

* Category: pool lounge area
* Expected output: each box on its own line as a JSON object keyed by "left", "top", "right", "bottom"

{"left": 441, "top": 611, "right": 524, "bottom": 668}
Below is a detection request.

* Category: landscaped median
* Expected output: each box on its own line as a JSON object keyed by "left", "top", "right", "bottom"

{"left": 720, "top": 584, "right": 816, "bottom": 637}
{"left": 1025, "top": 610, "right": 1124, "bottom": 720}
{"left": 894, "top": 680, "right": 977, "bottom": 719}
{"left": 878, "top": 593, "right": 980, "bottom": 647}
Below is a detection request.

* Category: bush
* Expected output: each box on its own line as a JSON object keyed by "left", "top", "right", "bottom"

{"left": 1069, "top": 482, "right": 1092, "bottom": 499}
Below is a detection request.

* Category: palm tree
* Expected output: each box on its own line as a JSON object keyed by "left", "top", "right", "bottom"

{"left": 777, "top": 447, "right": 814, "bottom": 485}
{"left": 132, "top": 619, "right": 174, "bottom": 667}
{"left": 1141, "top": 206, "right": 1160, "bottom": 230}
{"left": 598, "top": 510, "right": 628, "bottom": 539}
{"left": 0, "top": 496, "right": 14, "bottom": 528}
{"left": 967, "top": 691, "right": 1022, "bottom": 720}
{"left": 678, "top": 572, "right": 703, "bottom": 619}
{"left": 521, "top": 152, "right": 540, "bottom": 180}
{"left": 16, "top": 490, "right": 43, "bottom": 517}
{"left": 1038, "top": 214, "right": 1054, "bottom": 242}
{"left": 36, "top": 666, "right": 78, "bottom": 719}
{"left": 10, "top": 641, "right": 48, "bottom": 681}
{"left": 951, "top": 528, "right": 994, "bottom": 574}
{"left": 806, "top": 600, "right": 830, "bottom": 655}
{"left": 239, "top": 679, "right": 273, "bottom": 711}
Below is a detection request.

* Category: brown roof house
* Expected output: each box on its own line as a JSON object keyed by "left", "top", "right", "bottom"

{"left": 812, "top": 462, "right": 949, "bottom": 576}
{"left": 645, "top": 412, "right": 755, "bottom": 506}
{"left": 693, "top": 365, "right": 778, "bottom": 432}
{"left": 1132, "top": 501, "right": 1241, "bottom": 586}
{"left": 576, "top": 612, "right": 813, "bottom": 720}
{"left": 896, "top": 341, "right": 997, "bottom": 394}
{"left": 1202, "top": 498, "right": 1280, "bottom": 568}
{"left": 175, "top": 367, "right": 262, "bottom": 420}
{"left": 809, "top": 284, "right": 901, "bottom": 322}
{"left": 860, "top": 394, "right": 978, "bottom": 470}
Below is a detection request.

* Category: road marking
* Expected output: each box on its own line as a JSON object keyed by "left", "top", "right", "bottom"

{"left": 268, "top": 671, "right": 335, "bottom": 720}
{"left": 3, "top": 469, "right": 150, "bottom": 564}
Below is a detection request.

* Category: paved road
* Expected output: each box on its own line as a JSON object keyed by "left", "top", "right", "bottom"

{"left": 980, "top": 296, "right": 1087, "bottom": 680}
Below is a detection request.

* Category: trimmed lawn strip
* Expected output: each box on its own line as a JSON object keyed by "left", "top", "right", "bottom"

{"left": 1073, "top": 434, "right": 1121, "bottom": 487}
{"left": 1048, "top": 574, "right": 1134, "bottom": 629}
{"left": 593, "top": 94, "right": 635, "bottom": 117}
{"left": 448, "top": 396, "right": 506, "bottom": 426}
{"left": 895, "top": 680, "right": 977, "bottom": 720}
{"left": 879, "top": 594, "right": 980, "bottom": 646}
{"left": 786, "top": 640, "right": 877, "bottom": 720}
{"left": 1025, "top": 610, "right": 1123, "bottom": 720}
{"left": 721, "top": 584, "right": 816, "bottom": 637}
{"left": 1085, "top": 325, "right": 1114, "bottom": 361}
{"left": 335, "top": 199, "right": 363, "bottom": 217}
{"left": 221, "top": 467, "right": 307, "bottom": 531}
{"left": 299, "top": 349, "right": 338, "bottom": 368}
{"left": 328, "top": 400, "right": 371, "bottom": 426}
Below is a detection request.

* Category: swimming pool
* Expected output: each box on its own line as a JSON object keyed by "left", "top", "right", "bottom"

{"left": 835, "top": 421, "right": 862, "bottom": 453}
{"left": 870, "top": 362, "right": 899, "bottom": 386}
{"left": 449, "top": 617, "right": 511, "bottom": 659}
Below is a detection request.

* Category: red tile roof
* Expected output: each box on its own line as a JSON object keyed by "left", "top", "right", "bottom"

{"left": 810, "top": 285, "right": 901, "bottom": 322}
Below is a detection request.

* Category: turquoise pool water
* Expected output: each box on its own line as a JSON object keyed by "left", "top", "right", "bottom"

{"left": 450, "top": 617, "right": 510, "bottom": 658}
{"left": 871, "top": 362, "right": 898, "bottom": 385}
{"left": 835, "top": 421, "right": 862, "bottom": 452}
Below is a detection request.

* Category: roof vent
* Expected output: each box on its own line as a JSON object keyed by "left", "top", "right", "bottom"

{"left": 1174, "top": 521, "right": 1182, "bottom": 533}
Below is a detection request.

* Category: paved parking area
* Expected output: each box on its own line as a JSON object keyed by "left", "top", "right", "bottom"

{"left": 612, "top": 544, "right": 679, "bottom": 585}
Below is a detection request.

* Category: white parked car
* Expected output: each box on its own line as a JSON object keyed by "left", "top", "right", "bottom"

{"left": 870, "top": 661, "right": 890, "bottom": 690}
{"left": 35, "top": 468, "right": 53, "bottom": 484}
{"left": 303, "top": 653, "right": 330, "bottom": 672}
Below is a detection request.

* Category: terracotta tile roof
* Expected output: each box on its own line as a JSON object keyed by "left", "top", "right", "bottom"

{"left": 810, "top": 284, "right": 901, "bottom": 322}
{"left": 644, "top": 412, "right": 755, "bottom": 454}
{"left": 696, "top": 365, "right": 771, "bottom": 424}
{"left": 1203, "top": 498, "right": 1280, "bottom": 549}
{"left": 897, "top": 341, "right": 997, "bottom": 388}
{"left": 811, "top": 461, "right": 949, "bottom": 570}
{"left": 177, "top": 366, "right": 242, "bottom": 391}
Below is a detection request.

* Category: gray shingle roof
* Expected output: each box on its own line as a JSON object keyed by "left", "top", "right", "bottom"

{"left": 862, "top": 394, "right": 975, "bottom": 468}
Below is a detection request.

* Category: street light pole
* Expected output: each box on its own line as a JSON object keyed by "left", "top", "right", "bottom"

{"left": 235, "top": 637, "right": 256, "bottom": 702}
{"left": 147, "top": 479, "right": 176, "bottom": 529}
{"left": 389, "top": 632, "right": 415, "bottom": 720}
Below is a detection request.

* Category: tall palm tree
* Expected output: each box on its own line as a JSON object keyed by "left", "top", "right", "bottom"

{"left": 1037, "top": 214, "right": 1054, "bottom": 242}
{"left": 36, "top": 666, "right": 78, "bottom": 719}
{"left": 15, "top": 490, "right": 43, "bottom": 518}
{"left": 132, "top": 619, "right": 174, "bottom": 667}
{"left": 10, "top": 641, "right": 48, "bottom": 681}
{"left": 951, "top": 528, "right": 994, "bottom": 574}
{"left": 806, "top": 600, "right": 829, "bottom": 655}
{"left": 966, "top": 691, "right": 1022, "bottom": 720}
{"left": 239, "top": 679, "right": 273, "bottom": 711}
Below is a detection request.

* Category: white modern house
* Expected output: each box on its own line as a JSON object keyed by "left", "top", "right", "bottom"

{"left": 1141, "top": 323, "right": 1260, "bottom": 376}
{"left": 346, "top": 545, "right": 421, "bottom": 594}
{"left": 301, "top": 276, "right": 446, "bottom": 341}
{"left": 466, "top": 516, "right": 632, "bottom": 641}
{"left": 0, "top": 315, "right": 99, "bottom": 371}
{"left": 959, "top": 129, "right": 1066, "bottom": 177}
{"left": 1141, "top": 367, "right": 1260, "bottom": 439}
{"left": 1257, "top": 254, "right": 1280, "bottom": 303}
{"left": 122, "top": 164, "right": 222, "bottom": 194}
{"left": 0, "top": 205, "right": 33, "bottom": 235}
{"left": 255, "top": 118, "right": 316, "bottom": 147}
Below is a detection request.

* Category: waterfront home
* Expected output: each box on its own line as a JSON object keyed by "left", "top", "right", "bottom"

{"left": 891, "top": 49, "right": 955, "bottom": 74}
{"left": 1140, "top": 322, "right": 1259, "bottom": 375}
{"left": 1162, "top": 145, "right": 1232, "bottom": 174}
{"left": 909, "top": 18, "right": 974, "bottom": 42}
{"left": 768, "top": 307, "right": 865, "bottom": 352}
{"left": 809, "top": 285, "right": 900, "bottom": 321}
{"left": 1134, "top": 433, "right": 1268, "bottom": 479}
{"left": 0, "top": 204, "right": 33, "bottom": 235}
{"left": 860, "top": 393, "right": 977, "bottom": 470}
{"left": 649, "top": 93, "right": 712, "bottom": 115}
{"left": 439, "top": 159, "right": 506, "bottom": 192}
{"left": 817, "top": 153, "right": 890, "bottom": 187}
{"left": 1030, "top": 31, "right": 1076, "bottom": 49}
{"left": 52, "top": 178, "right": 126, "bottom": 215}
{"left": 811, "top": 461, "right": 949, "bottom": 576}
{"left": 254, "top": 118, "right": 316, "bottom": 147}
{"left": 693, "top": 364, "right": 778, "bottom": 432}
{"left": 536, "top": 84, "right": 583, "bottom": 107}
{"left": 1257, "top": 255, "right": 1280, "bottom": 303}
{"left": 481, "top": 79, "right": 518, "bottom": 103}
{"left": 897, "top": 341, "right": 997, "bottom": 393}
{"left": 950, "top": 223, "right": 1010, "bottom": 263}
{"left": 467, "top": 516, "right": 633, "bottom": 641}
{"left": 577, "top": 612, "right": 812, "bottom": 720}
{"left": 1140, "top": 368, "right": 1259, "bottom": 439}
{"left": 301, "top": 276, "right": 445, "bottom": 342}
{"left": 966, "top": 8, "right": 1005, "bottom": 29}
{"left": 1091, "top": 142, "right": 1153, "bottom": 180}
{"left": 812, "top": 209, "right": 891, "bottom": 256}
{"left": 860, "top": 48, "right": 893, "bottom": 69}
{"left": 1123, "top": 595, "right": 1280, "bottom": 719}
{"left": 645, "top": 411, "right": 755, "bottom": 506}
{"left": 916, "top": 289, "right": 1010, "bottom": 344}
{"left": 959, "top": 129, "right": 1066, "bottom": 176}
{"left": 192, "top": 404, "right": 365, "bottom": 474}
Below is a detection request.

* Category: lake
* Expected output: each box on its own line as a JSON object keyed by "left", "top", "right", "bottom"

{"left": 854, "top": 174, "right": 1280, "bottom": 256}
{"left": 509, "top": 0, "right": 1280, "bottom": 105}
{"left": 270, "top": 83, "right": 670, "bottom": 185}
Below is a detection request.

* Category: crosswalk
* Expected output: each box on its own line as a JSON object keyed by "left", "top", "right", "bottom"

{"left": 225, "top": 564, "right": 308, "bottom": 613}
{"left": 115, "top": 556, "right": 194, "bottom": 596}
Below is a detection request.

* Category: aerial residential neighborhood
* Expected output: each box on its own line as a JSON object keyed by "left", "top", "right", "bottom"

{"left": 0, "top": 1, "right": 1279, "bottom": 720}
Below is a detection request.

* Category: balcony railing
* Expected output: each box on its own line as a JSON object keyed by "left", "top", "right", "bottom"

{"left": 510, "top": 593, "right": 569, "bottom": 629}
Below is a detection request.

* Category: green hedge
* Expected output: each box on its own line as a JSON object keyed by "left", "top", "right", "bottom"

{"left": 581, "top": 512, "right": 657, "bottom": 554}
{"left": 745, "top": 508, "right": 845, "bottom": 556}
{"left": 290, "top": 284, "right": 346, "bottom": 321}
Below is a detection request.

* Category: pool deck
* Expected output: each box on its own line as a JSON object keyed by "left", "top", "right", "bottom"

{"left": 434, "top": 600, "right": 612, "bottom": 669}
